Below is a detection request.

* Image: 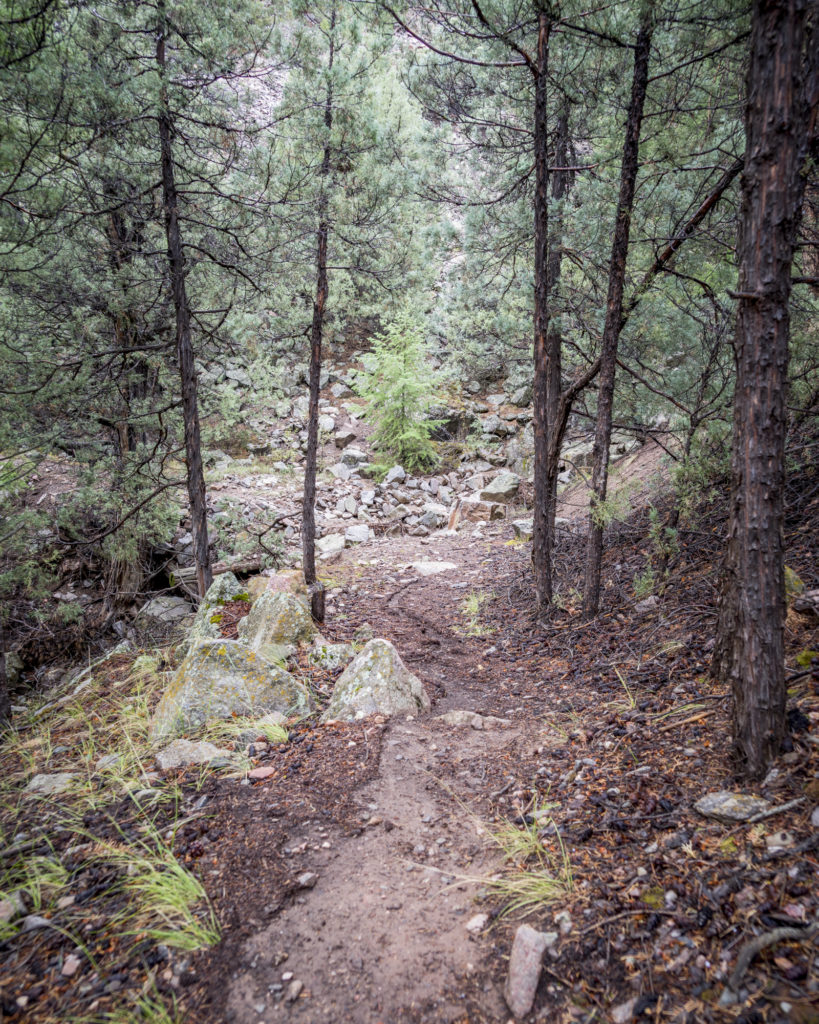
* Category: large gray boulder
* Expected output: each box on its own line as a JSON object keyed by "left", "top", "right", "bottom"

{"left": 237, "top": 590, "right": 313, "bottom": 654}
{"left": 321, "top": 639, "right": 430, "bottom": 722}
{"left": 151, "top": 639, "right": 311, "bottom": 739}
{"left": 480, "top": 471, "right": 521, "bottom": 503}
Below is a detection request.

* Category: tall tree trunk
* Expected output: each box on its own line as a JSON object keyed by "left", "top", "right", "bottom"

{"left": 156, "top": 6, "right": 212, "bottom": 599}
{"left": 0, "top": 622, "right": 10, "bottom": 730}
{"left": 531, "top": 10, "right": 552, "bottom": 619}
{"left": 715, "top": 0, "right": 817, "bottom": 779}
{"left": 302, "top": 10, "right": 336, "bottom": 624}
{"left": 544, "top": 103, "right": 571, "bottom": 567}
{"left": 582, "top": 18, "right": 653, "bottom": 618}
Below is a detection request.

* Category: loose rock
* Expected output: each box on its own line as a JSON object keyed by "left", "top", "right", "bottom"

{"left": 504, "top": 924, "right": 557, "bottom": 1018}
{"left": 156, "top": 739, "right": 234, "bottom": 771}
{"left": 694, "top": 791, "right": 771, "bottom": 823}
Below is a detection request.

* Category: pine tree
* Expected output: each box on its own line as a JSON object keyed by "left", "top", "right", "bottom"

{"left": 356, "top": 308, "right": 442, "bottom": 472}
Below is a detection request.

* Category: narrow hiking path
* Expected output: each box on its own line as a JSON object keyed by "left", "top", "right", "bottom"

{"left": 197, "top": 525, "right": 560, "bottom": 1023}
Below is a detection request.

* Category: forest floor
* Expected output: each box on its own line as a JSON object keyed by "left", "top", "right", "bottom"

{"left": 2, "top": 455, "right": 818, "bottom": 1024}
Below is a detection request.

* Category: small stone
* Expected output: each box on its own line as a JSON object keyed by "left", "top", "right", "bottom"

{"left": 411, "top": 560, "right": 457, "bottom": 577}
{"left": 811, "top": 806, "right": 819, "bottom": 828}
{"left": 694, "top": 791, "right": 770, "bottom": 823}
{"left": 635, "top": 595, "right": 659, "bottom": 614}
{"left": 504, "top": 925, "right": 557, "bottom": 1018}
{"left": 611, "top": 997, "right": 638, "bottom": 1023}
{"left": 61, "top": 953, "right": 82, "bottom": 977}
{"left": 0, "top": 898, "right": 18, "bottom": 924}
{"left": 554, "top": 910, "right": 572, "bottom": 935}
{"left": 512, "top": 519, "right": 533, "bottom": 541}
{"left": 765, "top": 830, "right": 795, "bottom": 851}
{"left": 384, "top": 465, "right": 406, "bottom": 484}
{"left": 22, "top": 915, "right": 52, "bottom": 932}
{"left": 156, "top": 739, "right": 234, "bottom": 771}
{"left": 248, "top": 766, "right": 276, "bottom": 780}
{"left": 56, "top": 895, "right": 75, "bottom": 910}
{"left": 466, "top": 913, "right": 489, "bottom": 934}
{"left": 25, "top": 773, "right": 76, "bottom": 796}
{"left": 297, "top": 872, "right": 318, "bottom": 889}
{"left": 285, "top": 979, "right": 303, "bottom": 1002}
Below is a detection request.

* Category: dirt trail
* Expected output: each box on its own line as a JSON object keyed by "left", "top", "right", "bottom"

{"left": 209, "top": 444, "right": 677, "bottom": 1023}
{"left": 219, "top": 532, "right": 543, "bottom": 1024}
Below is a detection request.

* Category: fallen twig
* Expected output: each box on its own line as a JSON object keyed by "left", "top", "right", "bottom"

{"left": 658, "top": 709, "right": 716, "bottom": 733}
{"left": 724, "top": 921, "right": 818, "bottom": 995}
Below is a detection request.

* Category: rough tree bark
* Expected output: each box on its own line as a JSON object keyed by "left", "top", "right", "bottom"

{"left": 156, "top": 5, "right": 212, "bottom": 599}
{"left": 715, "top": 0, "right": 818, "bottom": 779}
{"left": 0, "top": 623, "right": 9, "bottom": 729}
{"left": 582, "top": 17, "right": 653, "bottom": 619}
{"left": 302, "top": 9, "right": 336, "bottom": 624}
{"left": 543, "top": 104, "right": 571, "bottom": 581}
{"left": 531, "top": 10, "right": 552, "bottom": 619}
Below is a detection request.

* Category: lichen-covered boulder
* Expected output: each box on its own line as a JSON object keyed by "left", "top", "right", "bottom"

{"left": 245, "top": 569, "right": 309, "bottom": 605}
{"left": 308, "top": 635, "right": 354, "bottom": 671}
{"left": 321, "top": 639, "right": 430, "bottom": 722}
{"left": 185, "top": 573, "right": 249, "bottom": 648}
{"left": 150, "top": 639, "right": 311, "bottom": 739}
{"left": 237, "top": 590, "right": 313, "bottom": 653}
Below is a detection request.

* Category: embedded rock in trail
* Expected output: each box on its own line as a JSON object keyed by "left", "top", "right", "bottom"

{"left": 438, "top": 710, "right": 511, "bottom": 730}
{"left": 156, "top": 738, "right": 234, "bottom": 771}
{"left": 237, "top": 590, "right": 313, "bottom": 653}
{"left": 480, "top": 470, "right": 521, "bottom": 503}
{"left": 321, "top": 639, "right": 430, "bottom": 722}
{"left": 151, "top": 639, "right": 310, "bottom": 739}
{"left": 411, "top": 560, "right": 457, "bottom": 577}
{"left": 186, "top": 573, "right": 248, "bottom": 648}
{"left": 694, "top": 791, "right": 771, "bottom": 823}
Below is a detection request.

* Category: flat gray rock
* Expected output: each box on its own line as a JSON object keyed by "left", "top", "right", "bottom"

{"left": 25, "top": 773, "right": 76, "bottom": 796}
{"left": 137, "top": 595, "right": 193, "bottom": 623}
{"left": 512, "top": 519, "right": 533, "bottom": 541}
{"left": 694, "top": 791, "right": 771, "bottom": 823}
{"left": 411, "top": 560, "right": 457, "bottom": 577}
{"left": 438, "top": 710, "right": 511, "bottom": 730}
{"left": 317, "top": 533, "right": 345, "bottom": 557}
{"left": 345, "top": 524, "right": 370, "bottom": 544}
{"left": 156, "top": 738, "right": 235, "bottom": 771}
{"left": 480, "top": 471, "right": 521, "bottom": 503}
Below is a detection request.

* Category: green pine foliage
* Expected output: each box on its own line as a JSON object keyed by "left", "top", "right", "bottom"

{"left": 356, "top": 310, "right": 443, "bottom": 473}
